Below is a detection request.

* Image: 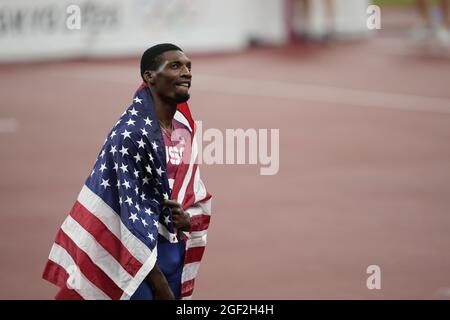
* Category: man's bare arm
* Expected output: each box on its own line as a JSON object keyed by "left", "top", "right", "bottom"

{"left": 145, "top": 263, "right": 175, "bottom": 300}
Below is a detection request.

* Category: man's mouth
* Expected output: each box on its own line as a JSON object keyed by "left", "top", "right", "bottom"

{"left": 175, "top": 81, "right": 190, "bottom": 88}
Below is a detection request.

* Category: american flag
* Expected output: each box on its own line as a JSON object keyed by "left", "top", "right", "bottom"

{"left": 42, "top": 83, "right": 212, "bottom": 300}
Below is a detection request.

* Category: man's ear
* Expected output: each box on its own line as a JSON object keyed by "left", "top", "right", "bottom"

{"left": 143, "top": 70, "right": 155, "bottom": 85}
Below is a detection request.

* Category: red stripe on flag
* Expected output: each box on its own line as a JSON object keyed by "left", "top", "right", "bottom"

{"left": 171, "top": 104, "right": 196, "bottom": 206}
{"left": 69, "top": 201, "right": 142, "bottom": 277}
{"left": 184, "top": 246, "right": 205, "bottom": 265}
{"left": 137, "top": 82, "right": 147, "bottom": 91}
{"left": 43, "top": 260, "right": 84, "bottom": 300}
{"left": 181, "top": 164, "right": 198, "bottom": 209}
{"left": 55, "top": 229, "right": 123, "bottom": 300}
{"left": 181, "top": 279, "right": 195, "bottom": 297}
{"left": 190, "top": 214, "right": 210, "bottom": 232}
{"left": 172, "top": 162, "right": 194, "bottom": 205}
{"left": 42, "top": 259, "right": 70, "bottom": 289}
{"left": 55, "top": 287, "right": 84, "bottom": 300}
{"left": 177, "top": 102, "right": 195, "bottom": 133}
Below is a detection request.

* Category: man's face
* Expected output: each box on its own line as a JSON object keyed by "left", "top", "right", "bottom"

{"left": 151, "top": 50, "right": 192, "bottom": 103}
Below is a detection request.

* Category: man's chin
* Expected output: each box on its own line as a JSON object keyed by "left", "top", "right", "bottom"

{"left": 174, "top": 92, "right": 190, "bottom": 103}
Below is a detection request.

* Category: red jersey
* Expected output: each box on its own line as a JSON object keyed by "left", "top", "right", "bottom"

{"left": 161, "top": 119, "right": 189, "bottom": 191}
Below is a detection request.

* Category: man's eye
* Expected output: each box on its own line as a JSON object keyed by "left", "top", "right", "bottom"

{"left": 171, "top": 63, "right": 179, "bottom": 69}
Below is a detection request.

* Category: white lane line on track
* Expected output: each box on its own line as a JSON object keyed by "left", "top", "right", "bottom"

{"left": 194, "top": 74, "right": 450, "bottom": 115}
{"left": 47, "top": 67, "right": 450, "bottom": 115}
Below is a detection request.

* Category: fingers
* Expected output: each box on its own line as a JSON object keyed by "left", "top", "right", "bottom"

{"left": 172, "top": 210, "right": 190, "bottom": 230}
{"left": 163, "top": 199, "right": 184, "bottom": 216}
{"left": 172, "top": 217, "right": 183, "bottom": 229}
{"left": 163, "top": 199, "right": 190, "bottom": 230}
{"left": 170, "top": 207, "right": 184, "bottom": 216}
{"left": 172, "top": 220, "right": 183, "bottom": 229}
{"left": 172, "top": 211, "right": 187, "bottom": 220}
{"left": 163, "top": 199, "right": 181, "bottom": 209}
{"left": 173, "top": 219, "right": 190, "bottom": 231}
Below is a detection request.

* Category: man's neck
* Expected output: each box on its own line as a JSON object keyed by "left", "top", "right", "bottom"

{"left": 149, "top": 88, "right": 177, "bottom": 130}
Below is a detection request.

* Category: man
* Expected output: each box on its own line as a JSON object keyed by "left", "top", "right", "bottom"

{"left": 42, "top": 43, "right": 212, "bottom": 300}
{"left": 290, "top": 0, "right": 336, "bottom": 42}
{"left": 412, "top": 0, "right": 450, "bottom": 46}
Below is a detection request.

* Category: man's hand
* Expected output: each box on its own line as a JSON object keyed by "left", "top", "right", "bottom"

{"left": 163, "top": 199, "right": 191, "bottom": 231}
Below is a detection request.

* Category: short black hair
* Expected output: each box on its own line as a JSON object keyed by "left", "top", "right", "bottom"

{"left": 140, "top": 43, "right": 183, "bottom": 80}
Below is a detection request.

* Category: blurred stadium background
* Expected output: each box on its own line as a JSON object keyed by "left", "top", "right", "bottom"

{"left": 1, "top": 0, "right": 450, "bottom": 299}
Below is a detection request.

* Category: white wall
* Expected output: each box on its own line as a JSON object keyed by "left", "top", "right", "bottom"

{"left": 0, "top": 0, "right": 371, "bottom": 62}
{"left": 243, "top": 0, "right": 288, "bottom": 45}
{"left": 0, "top": 0, "right": 249, "bottom": 62}
{"left": 294, "top": 0, "right": 371, "bottom": 39}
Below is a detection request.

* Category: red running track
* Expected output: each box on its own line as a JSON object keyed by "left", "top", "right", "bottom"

{"left": 1, "top": 31, "right": 450, "bottom": 299}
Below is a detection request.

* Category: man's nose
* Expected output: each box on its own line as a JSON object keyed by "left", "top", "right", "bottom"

{"left": 180, "top": 65, "right": 192, "bottom": 78}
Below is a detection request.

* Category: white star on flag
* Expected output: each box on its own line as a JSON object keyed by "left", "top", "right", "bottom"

{"left": 100, "top": 179, "right": 110, "bottom": 189}
{"left": 129, "top": 213, "right": 138, "bottom": 223}
{"left": 120, "top": 163, "right": 128, "bottom": 173}
{"left": 122, "top": 180, "right": 131, "bottom": 189}
{"left": 144, "top": 117, "right": 153, "bottom": 126}
{"left": 137, "top": 138, "right": 146, "bottom": 149}
{"left": 110, "top": 145, "right": 117, "bottom": 156}
{"left": 125, "top": 196, "right": 133, "bottom": 206}
{"left": 121, "top": 129, "right": 131, "bottom": 139}
{"left": 99, "top": 163, "right": 107, "bottom": 173}
{"left": 133, "top": 97, "right": 142, "bottom": 104}
{"left": 126, "top": 119, "right": 136, "bottom": 126}
{"left": 156, "top": 166, "right": 164, "bottom": 176}
{"left": 119, "top": 146, "right": 129, "bottom": 157}
{"left": 134, "top": 153, "right": 142, "bottom": 163}
{"left": 129, "top": 107, "right": 139, "bottom": 116}
{"left": 164, "top": 215, "right": 171, "bottom": 224}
